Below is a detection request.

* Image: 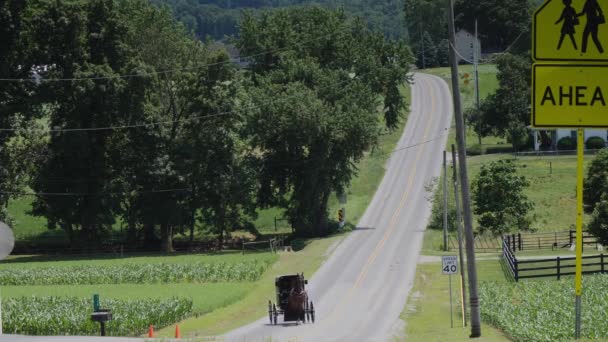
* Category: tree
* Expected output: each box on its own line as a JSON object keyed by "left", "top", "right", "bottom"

{"left": 404, "top": 0, "right": 447, "bottom": 68}
{"left": 454, "top": 0, "right": 532, "bottom": 50}
{"left": 238, "top": 6, "right": 411, "bottom": 236}
{"left": 583, "top": 149, "right": 608, "bottom": 212}
{"left": 29, "top": 0, "right": 143, "bottom": 247}
{"left": 588, "top": 194, "right": 608, "bottom": 245}
{"left": 0, "top": 0, "right": 36, "bottom": 226}
{"left": 472, "top": 160, "right": 534, "bottom": 235}
{"left": 477, "top": 53, "right": 531, "bottom": 150}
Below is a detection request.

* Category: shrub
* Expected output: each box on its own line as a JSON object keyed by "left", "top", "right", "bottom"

{"left": 557, "top": 136, "right": 576, "bottom": 150}
{"left": 586, "top": 136, "right": 606, "bottom": 150}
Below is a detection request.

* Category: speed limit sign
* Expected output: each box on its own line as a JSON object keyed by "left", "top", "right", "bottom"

{"left": 442, "top": 255, "right": 458, "bottom": 275}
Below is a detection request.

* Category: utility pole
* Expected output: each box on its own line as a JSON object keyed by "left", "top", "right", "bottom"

{"left": 452, "top": 144, "right": 467, "bottom": 327}
{"left": 474, "top": 19, "right": 482, "bottom": 147}
{"left": 447, "top": 0, "right": 481, "bottom": 337}
{"left": 420, "top": 22, "right": 426, "bottom": 69}
{"left": 443, "top": 150, "right": 448, "bottom": 251}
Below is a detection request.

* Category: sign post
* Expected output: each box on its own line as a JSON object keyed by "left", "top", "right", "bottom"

{"left": 442, "top": 255, "right": 458, "bottom": 328}
{"left": 531, "top": 1, "right": 608, "bottom": 338}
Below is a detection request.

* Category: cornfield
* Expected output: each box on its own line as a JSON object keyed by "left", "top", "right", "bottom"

{"left": 3, "top": 296, "right": 193, "bottom": 336}
{"left": 0, "top": 260, "right": 272, "bottom": 285}
{"left": 480, "top": 275, "right": 608, "bottom": 341}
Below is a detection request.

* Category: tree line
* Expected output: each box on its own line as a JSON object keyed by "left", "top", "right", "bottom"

{"left": 404, "top": 0, "right": 533, "bottom": 68}
{"left": 0, "top": 0, "right": 413, "bottom": 252}
{"left": 150, "top": 0, "right": 407, "bottom": 41}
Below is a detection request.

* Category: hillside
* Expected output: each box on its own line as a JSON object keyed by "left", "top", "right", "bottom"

{"left": 151, "top": 0, "right": 407, "bottom": 40}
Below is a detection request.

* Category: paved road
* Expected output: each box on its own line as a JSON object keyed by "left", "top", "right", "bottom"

{"left": 225, "top": 73, "right": 453, "bottom": 342}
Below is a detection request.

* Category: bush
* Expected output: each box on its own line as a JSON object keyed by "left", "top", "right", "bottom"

{"left": 586, "top": 136, "right": 606, "bottom": 150}
{"left": 3, "top": 296, "right": 192, "bottom": 336}
{"left": 557, "top": 136, "right": 576, "bottom": 150}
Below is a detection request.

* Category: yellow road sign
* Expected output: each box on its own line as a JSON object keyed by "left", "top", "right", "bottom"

{"left": 534, "top": 0, "right": 608, "bottom": 61}
{"left": 532, "top": 63, "right": 608, "bottom": 127}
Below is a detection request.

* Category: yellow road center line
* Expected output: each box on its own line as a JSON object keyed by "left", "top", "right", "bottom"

{"left": 321, "top": 77, "right": 438, "bottom": 327}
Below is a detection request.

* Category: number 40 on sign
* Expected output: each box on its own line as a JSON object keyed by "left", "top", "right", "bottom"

{"left": 442, "top": 255, "right": 458, "bottom": 275}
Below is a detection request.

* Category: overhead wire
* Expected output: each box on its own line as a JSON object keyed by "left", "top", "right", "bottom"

{"left": 0, "top": 131, "right": 449, "bottom": 197}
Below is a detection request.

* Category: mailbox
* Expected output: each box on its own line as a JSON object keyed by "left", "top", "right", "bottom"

{"left": 91, "top": 309, "right": 112, "bottom": 336}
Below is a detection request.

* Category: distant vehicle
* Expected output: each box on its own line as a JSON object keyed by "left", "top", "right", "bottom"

{"left": 268, "top": 273, "right": 315, "bottom": 325}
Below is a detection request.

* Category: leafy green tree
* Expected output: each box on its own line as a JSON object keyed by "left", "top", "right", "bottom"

{"left": 588, "top": 193, "right": 608, "bottom": 245}
{"left": 404, "top": 0, "right": 447, "bottom": 68}
{"left": 114, "top": 0, "right": 256, "bottom": 251}
{"left": 29, "top": 0, "right": 147, "bottom": 247}
{"left": 238, "top": 7, "right": 411, "bottom": 236}
{"left": 584, "top": 149, "right": 608, "bottom": 212}
{"left": 0, "top": 0, "right": 35, "bottom": 226}
{"left": 455, "top": 0, "right": 532, "bottom": 49}
{"left": 472, "top": 160, "right": 534, "bottom": 235}
{"left": 478, "top": 53, "right": 531, "bottom": 150}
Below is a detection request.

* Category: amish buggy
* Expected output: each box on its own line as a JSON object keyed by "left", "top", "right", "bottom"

{"left": 268, "top": 273, "right": 315, "bottom": 325}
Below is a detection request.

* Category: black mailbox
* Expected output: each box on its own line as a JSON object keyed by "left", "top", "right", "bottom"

{"left": 91, "top": 309, "right": 112, "bottom": 336}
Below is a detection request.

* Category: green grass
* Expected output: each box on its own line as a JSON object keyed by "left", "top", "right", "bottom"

{"left": 401, "top": 260, "right": 510, "bottom": 342}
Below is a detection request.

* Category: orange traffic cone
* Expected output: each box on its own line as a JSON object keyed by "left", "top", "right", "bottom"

{"left": 148, "top": 325, "right": 154, "bottom": 338}
{"left": 175, "top": 324, "right": 181, "bottom": 339}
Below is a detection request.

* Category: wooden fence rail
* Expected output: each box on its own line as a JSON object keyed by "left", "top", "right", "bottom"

{"left": 502, "top": 239, "right": 607, "bottom": 281}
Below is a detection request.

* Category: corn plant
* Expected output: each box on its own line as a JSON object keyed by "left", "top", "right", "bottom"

{"left": 0, "top": 259, "right": 272, "bottom": 285}
{"left": 480, "top": 275, "right": 608, "bottom": 341}
{"left": 2, "top": 296, "right": 192, "bottom": 336}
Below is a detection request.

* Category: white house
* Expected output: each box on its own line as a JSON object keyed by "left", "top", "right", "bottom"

{"left": 533, "top": 129, "right": 608, "bottom": 150}
{"left": 455, "top": 29, "right": 481, "bottom": 63}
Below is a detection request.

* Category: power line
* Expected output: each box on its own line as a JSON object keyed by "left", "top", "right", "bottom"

{"left": 0, "top": 74, "right": 359, "bottom": 133}
{"left": 0, "top": 131, "right": 448, "bottom": 197}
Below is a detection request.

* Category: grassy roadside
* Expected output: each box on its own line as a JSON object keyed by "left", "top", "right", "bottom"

{"left": 401, "top": 260, "right": 509, "bottom": 342}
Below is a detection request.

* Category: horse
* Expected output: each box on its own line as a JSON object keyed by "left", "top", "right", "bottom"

{"left": 287, "top": 273, "right": 308, "bottom": 322}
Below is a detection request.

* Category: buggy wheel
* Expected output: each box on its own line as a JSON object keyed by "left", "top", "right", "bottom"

{"left": 268, "top": 300, "right": 273, "bottom": 324}
{"left": 272, "top": 304, "right": 278, "bottom": 325}
{"left": 310, "top": 301, "right": 315, "bottom": 323}
{"left": 305, "top": 301, "right": 309, "bottom": 323}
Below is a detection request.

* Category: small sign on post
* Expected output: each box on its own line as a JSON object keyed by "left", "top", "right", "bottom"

{"left": 442, "top": 255, "right": 458, "bottom": 275}
{"left": 442, "top": 255, "right": 458, "bottom": 328}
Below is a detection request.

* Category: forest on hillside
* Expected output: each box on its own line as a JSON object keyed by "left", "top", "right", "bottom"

{"left": 150, "top": 0, "right": 408, "bottom": 40}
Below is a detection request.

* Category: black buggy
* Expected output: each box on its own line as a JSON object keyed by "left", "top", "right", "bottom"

{"left": 268, "top": 273, "right": 315, "bottom": 325}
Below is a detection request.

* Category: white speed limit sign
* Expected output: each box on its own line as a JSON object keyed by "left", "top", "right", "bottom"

{"left": 442, "top": 255, "right": 458, "bottom": 275}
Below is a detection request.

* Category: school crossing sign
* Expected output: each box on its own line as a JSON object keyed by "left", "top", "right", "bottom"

{"left": 534, "top": 0, "right": 608, "bottom": 62}
{"left": 532, "top": 0, "right": 608, "bottom": 127}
